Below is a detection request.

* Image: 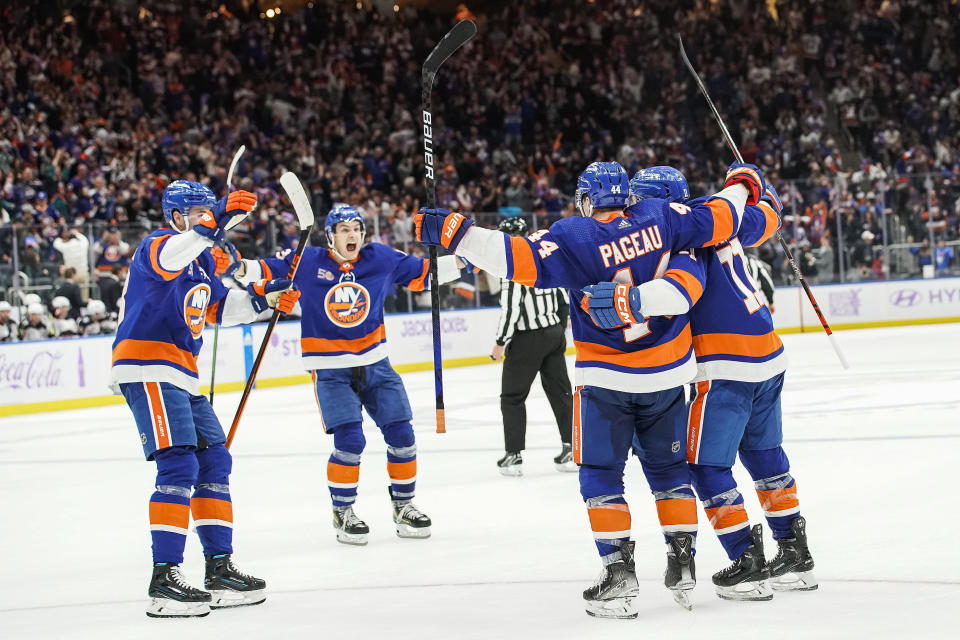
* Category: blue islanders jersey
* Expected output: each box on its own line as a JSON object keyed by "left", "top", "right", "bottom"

{"left": 112, "top": 230, "right": 230, "bottom": 394}
{"left": 682, "top": 197, "right": 786, "bottom": 382}
{"left": 260, "top": 242, "right": 431, "bottom": 370}
{"left": 488, "top": 195, "right": 749, "bottom": 393}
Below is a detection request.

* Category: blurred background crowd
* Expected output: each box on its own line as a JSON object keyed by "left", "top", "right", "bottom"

{"left": 2, "top": 0, "right": 959, "bottom": 341}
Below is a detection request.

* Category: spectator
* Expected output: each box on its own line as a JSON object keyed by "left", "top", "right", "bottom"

{"left": 98, "top": 265, "right": 126, "bottom": 315}
{"left": 53, "top": 224, "right": 91, "bottom": 294}
{"left": 814, "top": 236, "right": 835, "bottom": 283}
{"left": 54, "top": 268, "right": 84, "bottom": 319}
{"left": 19, "top": 303, "right": 52, "bottom": 341}
{"left": 911, "top": 238, "right": 933, "bottom": 272}
{"left": 93, "top": 228, "right": 130, "bottom": 274}
{"left": 0, "top": 300, "right": 17, "bottom": 342}
{"left": 935, "top": 239, "right": 954, "bottom": 274}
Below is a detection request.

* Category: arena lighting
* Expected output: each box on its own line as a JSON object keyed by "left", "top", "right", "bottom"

{"left": 266, "top": 8, "right": 275, "bottom": 17}
{"left": 394, "top": 3, "right": 400, "bottom": 12}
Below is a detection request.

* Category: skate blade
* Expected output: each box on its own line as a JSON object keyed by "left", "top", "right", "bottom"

{"left": 396, "top": 523, "right": 431, "bottom": 539}
{"left": 772, "top": 570, "right": 818, "bottom": 592}
{"left": 715, "top": 580, "right": 774, "bottom": 601}
{"left": 671, "top": 589, "right": 693, "bottom": 611}
{"left": 336, "top": 531, "right": 369, "bottom": 545}
{"left": 209, "top": 588, "right": 266, "bottom": 609}
{"left": 499, "top": 466, "right": 522, "bottom": 477}
{"left": 555, "top": 461, "right": 578, "bottom": 473}
{"left": 146, "top": 597, "right": 211, "bottom": 618}
{"left": 584, "top": 596, "right": 639, "bottom": 619}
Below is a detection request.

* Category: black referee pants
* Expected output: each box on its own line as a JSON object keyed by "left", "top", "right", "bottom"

{"left": 501, "top": 323, "right": 573, "bottom": 453}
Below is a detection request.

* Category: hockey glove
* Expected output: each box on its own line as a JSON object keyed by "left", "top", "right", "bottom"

{"left": 760, "top": 184, "right": 783, "bottom": 215}
{"left": 580, "top": 282, "right": 644, "bottom": 329}
{"left": 195, "top": 190, "right": 258, "bottom": 243}
{"left": 414, "top": 208, "right": 474, "bottom": 252}
{"left": 247, "top": 279, "right": 300, "bottom": 314}
{"left": 211, "top": 241, "right": 241, "bottom": 277}
{"left": 724, "top": 162, "right": 766, "bottom": 206}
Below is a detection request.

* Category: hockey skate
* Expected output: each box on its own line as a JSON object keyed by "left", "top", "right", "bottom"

{"left": 664, "top": 534, "right": 696, "bottom": 611}
{"left": 392, "top": 496, "right": 432, "bottom": 539}
{"left": 583, "top": 541, "right": 639, "bottom": 619}
{"left": 553, "top": 443, "right": 578, "bottom": 472}
{"left": 497, "top": 452, "right": 523, "bottom": 477}
{"left": 768, "top": 516, "right": 818, "bottom": 591}
{"left": 204, "top": 554, "right": 266, "bottom": 608}
{"left": 713, "top": 524, "right": 773, "bottom": 601}
{"left": 146, "top": 563, "right": 211, "bottom": 618}
{"left": 333, "top": 505, "right": 370, "bottom": 545}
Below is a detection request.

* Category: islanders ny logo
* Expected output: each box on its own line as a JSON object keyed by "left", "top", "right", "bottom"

{"left": 324, "top": 282, "right": 370, "bottom": 327}
{"left": 183, "top": 284, "right": 211, "bottom": 339}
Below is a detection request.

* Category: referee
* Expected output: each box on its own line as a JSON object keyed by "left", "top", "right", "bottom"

{"left": 491, "top": 217, "right": 575, "bottom": 477}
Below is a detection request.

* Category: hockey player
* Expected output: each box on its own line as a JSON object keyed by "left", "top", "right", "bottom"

{"left": 112, "top": 180, "right": 299, "bottom": 618}
{"left": 50, "top": 296, "right": 79, "bottom": 337}
{"left": 228, "top": 205, "right": 465, "bottom": 545}
{"left": 415, "top": 160, "right": 768, "bottom": 618}
{"left": 628, "top": 167, "right": 816, "bottom": 601}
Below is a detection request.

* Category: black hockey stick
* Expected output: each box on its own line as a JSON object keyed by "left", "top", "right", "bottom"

{"left": 678, "top": 35, "right": 849, "bottom": 369}
{"left": 422, "top": 19, "right": 477, "bottom": 434}
{"left": 226, "top": 172, "right": 315, "bottom": 449}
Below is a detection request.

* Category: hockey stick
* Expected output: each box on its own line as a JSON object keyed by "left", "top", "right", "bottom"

{"left": 226, "top": 172, "right": 315, "bottom": 449}
{"left": 422, "top": 19, "right": 478, "bottom": 433}
{"left": 677, "top": 36, "right": 849, "bottom": 369}
{"left": 209, "top": 145, "right": 246, "bottom": 405}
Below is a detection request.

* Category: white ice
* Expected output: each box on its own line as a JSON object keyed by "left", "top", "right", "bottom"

{"left": 1, "top": 324, "right": 958, "bottom": 639}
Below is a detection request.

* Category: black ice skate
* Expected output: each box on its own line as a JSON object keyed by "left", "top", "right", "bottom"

{"left": 204, "top": 554, "right": 266, "bottom": 608}
{"left": 664, "top": 534, "right": 696, "bottom": 611}
{"left": 553, "top": 443, "right": 578, "bottom": 472}
{"left": 146, "top": 562, "right": 211, "bottom": 618}
{"left": 768, "top": 516, "right": 818, "bottom": 591}
{"left": 391, "top": 490, "right": 432, "bottom": 539}
{"left": 583, "top": 541, "right": 639, "bottom": 619}
{"left": 497, "top": 452, "right": 523, "bottom": 477}
{"left": 333, "top": 505, "right": 370, "bottom": 545}
{"left": 713, "top": 524, "right": 773, "bottom": 601}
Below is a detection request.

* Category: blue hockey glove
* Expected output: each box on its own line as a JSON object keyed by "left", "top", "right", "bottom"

{"left": 414, "top": 208, "right": 474, "bottom": 252}
{"left": 724, "top": 162, "right": 766, "bottom": 206}
{"left": 760, "top": 184, "right": 783, "bottom": 215}
{"left": 194, "top": 190, "right": 257, "bottom": 243}
{"left": 580, "top": 282, "right": 644, "bottom": 329}
{"left": 247, "top": 279, "right": 299, "bottom": 314}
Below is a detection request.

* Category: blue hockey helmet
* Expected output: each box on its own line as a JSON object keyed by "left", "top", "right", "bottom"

{"left": 575, "top": 162, "right": 629, "bottom": 216}
{"left": 629, "top": 166, "right": 690, "bottom": 203}
{"left": 161, "top": 180, "right": 216, "bottom": 226}
{"left": 324, "top": 205, "right": 366, "bottom": 245}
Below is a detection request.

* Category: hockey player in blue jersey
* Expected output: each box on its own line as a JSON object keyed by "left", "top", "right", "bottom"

{"left": 627, "top": 167, "right": 817, "bottom": 600}
{"left": 415, "top": 159, "right": 768, "bottom": 618}
{"left": 228, "top": 205, "right": 465, "bottom": 545}
{"left": 113, "top": 180, "right": 299, "bottom": 617}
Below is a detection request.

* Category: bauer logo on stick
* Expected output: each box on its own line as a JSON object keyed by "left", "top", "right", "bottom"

{"left": 324, "top": 282, "right": 371, "bottom": 327}
{"left": 183, "top": 284, "right": 211, "bottom": 339}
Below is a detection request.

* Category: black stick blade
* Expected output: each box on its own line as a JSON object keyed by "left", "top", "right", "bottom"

{"left": 423, "top": 20, "right": 477, "bottom": 82}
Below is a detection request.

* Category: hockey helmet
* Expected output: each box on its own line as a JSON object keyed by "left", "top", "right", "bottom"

{"left": 324, "top": 205, "right": 366, "bottom": 246}
{"left": 161, "top": 180, "right": 216, "bottom": 228}
{"left": 51, "top": 296, "right": 70, "bottom": 310}
{"left": 86, "top": 299, "right": 106, "bottom": 316}
{"left": 27, "top": 303, "right": 45, "bottom": 316}
{"left": 629, "top": 166, "right": 690, "bottom": 204}
{"left": 575, "top": 162, "right": 629, "bottom": 216}
{"left": 498, "top": 216, "right": 529, "bottom": 236}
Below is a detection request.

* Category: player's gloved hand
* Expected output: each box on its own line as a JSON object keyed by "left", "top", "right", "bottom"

{"left": 580, "top": 282, "right": 644, "bottom": 329}
{"left": 195, "top": 190, "right": 258, "bottom": 243}
{"left": 760, "top": 184, "right": 783, "bottom": 215}
{"left": 724, "top": 162, "right": 766, "bottom": 206}
{"left": 414, "top": 208, "right": 474, "bottom": 252}
{"left": 247, "top": 279, "right": 299, "bottom": 314}
{"left": 211, "top": 241, "right": 241, "bottom": 277}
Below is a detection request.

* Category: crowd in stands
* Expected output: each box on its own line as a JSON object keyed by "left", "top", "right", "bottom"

{"left": 2, "top": 0, "right": 960, "bottom": 341}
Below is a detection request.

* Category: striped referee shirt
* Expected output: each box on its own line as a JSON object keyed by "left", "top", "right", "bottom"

{"left": 495, "top": 280, "right": 568, "bottom": 345}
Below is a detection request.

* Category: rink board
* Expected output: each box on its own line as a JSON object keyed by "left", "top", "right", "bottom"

{"left": 1, "top": 277, "right": 959, "bottom": 416}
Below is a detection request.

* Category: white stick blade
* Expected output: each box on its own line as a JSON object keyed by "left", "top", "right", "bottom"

{"left": 279, "top": 172, "right": 315, "bottom": 229}
{"left": 227, "top": 145, "right": 246, "bottom": 187}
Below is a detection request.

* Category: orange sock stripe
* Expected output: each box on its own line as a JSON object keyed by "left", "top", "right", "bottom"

{"left": 757, "top": 486, "right": 799, "bottom": 513}
{"left": 704, "top": 503, "right": 749, "bottom": 530}
{"left": 655, "top": 498, "right": 698, "bottom": 526}
{"left": 149, "top": 501, "right": 190, "bottom": 528}
{"left": 387, "top": 460, "right": 417, "bottom": 481}
{"left": 587, "top": 504, "right": 631, "bottom": 533}
{"left": 190, "top": 497, "right": 233, "bottom": 523}
{"left": 327, "top": 461, "right": 360, "bottom": 484}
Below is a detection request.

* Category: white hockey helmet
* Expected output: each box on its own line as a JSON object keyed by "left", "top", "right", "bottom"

{"left": 0, "top": 300, "right": 11, "bottom": 312}
{"left": 52, "top": 296, "right": 71, "bottom": 310}
{"left": 86, "top": 299, "right": 106, "bottom": 315}
{"left": 27, "top": 303, "right": 45, "bottom": 316}
{"left": 23, "top": 293, "right": 42, "bottom": 306}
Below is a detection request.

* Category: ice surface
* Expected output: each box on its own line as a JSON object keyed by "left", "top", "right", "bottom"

{"left": 1, "top": 324, "right": 958, "bottom": 639}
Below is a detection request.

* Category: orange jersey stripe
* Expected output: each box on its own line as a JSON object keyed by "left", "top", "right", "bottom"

{"left": 686, "top": 381, "right": 709, "bottom": 463}
{"left": 575, "top": 323, "right": 692, "bottom": 369}
{"left": 663, "top": 268, "right": 704, "bottom": 305}
{"left": 205, "top": 300, "right": 221, "bottom": 325}
{"left": 747, "top": 201, "right": 780, "bottom": 247}
{"left": 692, "top": 330, "right": 783, "bottom": 359}
{"left": 190, "top": 497, "right": 234, "bottom": 523}
{"left": 149, "top": 235, "right": 183, "bottom": 281}
{"left": 572, "top": 386, "right": 583, "bottom": 465}
{"left": 704, "top": 503, "right": 748, "bottom": 530}
{"left": 587, "top": 504, "right": 631, "bottom": 532}
{"left": 757, "top": 486, "right": 799, "bottom": 513}
{"left": 705, "top": 199, "right": 735, "bottom": 246}
{"left": 149, "top": 501, "right": 190, "bottom": 528}
{"left": 301, "top": 324, "right": 386, "bottom": 355}
{"left": 387, "top": 460, "right": 417, "bottom": 480}
{"left": 509, "top": 236, "right": 537, "bottom": 286}
{"left": 113, "top": 339, "right": 199, "bottom": 374}
{"left": 406, "top": 259, "right": 430, "bottom": 292}
{"left": 327, "top": 461, "right": 360, "bottom": 484}
{"left": 259, "top": 259, "right": 273, "bottom": 280}
{"left": 144, "top": 381, "right": 171, "bottom": 449}
{"left": 655, "top": 498, "right": 698, "bottom": 526}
